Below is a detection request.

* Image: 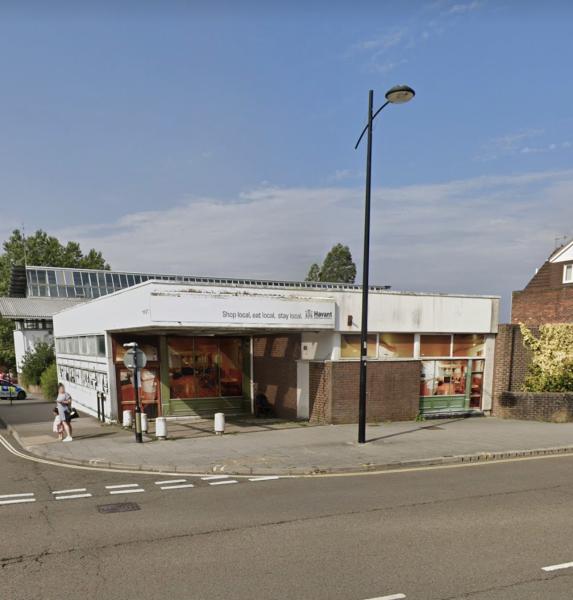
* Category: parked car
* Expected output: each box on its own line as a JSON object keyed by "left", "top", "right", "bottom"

{"left": 0, "top": 379, "right": 26, "bottom": 400}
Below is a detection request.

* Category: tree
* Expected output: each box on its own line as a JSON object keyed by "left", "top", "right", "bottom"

{"left": 0, "top": 317, "right": 16, "bottom": 371}
{"left": 20, "top": 341, "right": 55, "bottom": 387}
{"left": 521, "top": 323, "right": 573, "bottom": 392}
{"left": 0, "top": 229, "right": 109, "bottom": 295}
{"left": 305, "top": 263, "right": 321, "bottom": 282}
{"left": 305, "top": 243, "right": 356, "bottom": 284}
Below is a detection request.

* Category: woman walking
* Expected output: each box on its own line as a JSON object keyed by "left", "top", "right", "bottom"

{"left": 56, "top": 383, "right": 73, "bottom": 442}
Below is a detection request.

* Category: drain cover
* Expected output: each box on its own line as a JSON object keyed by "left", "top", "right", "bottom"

{"left": 97, "top": 502, "right": 141, "bottom": 514}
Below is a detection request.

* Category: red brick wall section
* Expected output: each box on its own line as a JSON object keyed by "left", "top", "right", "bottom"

{"left": 492, "top": 324, "right": 537, "bottom": 415}
{"left": 308, "top": 360, "right": 420, "bottom": 424}
{"left": 309, "top": 362, "right": 331, "bottom": 424}
{"left": 512, "top": 288, "right": 573, "bottom": 326}
{"left": 253, "top": 334, "right": 301, "bottom": 419}
{"left": 497, "top": 392, "right": 573, "bottom": 422}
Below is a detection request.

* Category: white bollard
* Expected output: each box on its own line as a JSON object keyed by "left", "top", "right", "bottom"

{"left": 155, "top": 417, "right": 168, "bottom": 440}
{"left": 140, "top": 413, "right": 148, "bottom": 434}
{"left": 214, "top": 412, "right": 225, "bottom": 435}
{"left": 122, "top": 410, "right": 133, "bottom": 428}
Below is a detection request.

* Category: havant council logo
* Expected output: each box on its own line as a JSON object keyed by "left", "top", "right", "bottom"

{"left": 305, "top": 308, "right": 333, "bottom": 320}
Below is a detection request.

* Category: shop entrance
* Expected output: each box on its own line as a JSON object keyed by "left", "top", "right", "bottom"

{"left": 113, "top": 333, "right": 251, "bottom": 419}
{"left": 164, "top": 335, "right": 250, "bottom": 417}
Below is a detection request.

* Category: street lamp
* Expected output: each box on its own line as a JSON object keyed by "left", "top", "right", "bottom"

{"left": 354, "top": 84, "right": 415, "bottom": 444}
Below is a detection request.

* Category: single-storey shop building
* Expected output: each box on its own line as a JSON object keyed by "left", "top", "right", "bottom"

{"left": 52, "top": 280, "right": 499, "bottom": 424}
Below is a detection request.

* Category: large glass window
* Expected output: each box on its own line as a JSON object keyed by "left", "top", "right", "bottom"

{"left": 340, "top": 334, "right": 377, "bottom": 358}
{"left": 564, "top": 264, "right": 573, "bottom": 283}
{"left": 420, "top": 335, "right": 452, "bottom": 357}
{"left": 168, "top": 336, "right": 243, "bottom": 399}
{"left": 420, "top": 360, "right": 468, "bottom": 397}
{"left": 379, "top": 333, "right": 414, "bottom": 358}
{"left": 453, "top": 334, "right": 485, "bottom": 357}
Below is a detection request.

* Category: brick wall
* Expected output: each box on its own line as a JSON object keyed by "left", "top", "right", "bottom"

{"left": 497, "top": 392, "right": 573, "bottom": 422}
{"left": 492, "top": 324, "right": 537, "bottom": 414}
{"left": 309, "top": 360, "right": 420, "bottom": 424}
{"left": 512, "top": 288, "right": 573, "bottom": 326}
{"left": 309, "top": 362, "right": 331, "bottom": 424}
{"left": 253, "top": 334, "right": 301, "bottom": 419}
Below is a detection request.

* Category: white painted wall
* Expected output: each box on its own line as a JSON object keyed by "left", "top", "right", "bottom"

{"left": 54, "top": 280, "right": 500, "bottom": 337}
{"left": 13, "top": 329, "right": 53, "bottom": 373}
{"left": 296, "top": 360, "right": 309, "bottom": 419}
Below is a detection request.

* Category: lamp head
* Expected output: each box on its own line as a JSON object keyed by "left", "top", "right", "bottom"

{"left": 385, "top": 84, "right": 415, "bottom": 104}
{"left": 123, "top": 342, "right": 138, "bottom": 349}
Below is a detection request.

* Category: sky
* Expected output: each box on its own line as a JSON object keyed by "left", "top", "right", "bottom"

{"left": 1, "top": 0, "right": 572, "bottom": 321}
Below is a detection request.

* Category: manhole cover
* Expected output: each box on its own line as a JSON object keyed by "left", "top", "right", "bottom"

{"left": 97, "top": 502, "right": 141, "bottom": 514}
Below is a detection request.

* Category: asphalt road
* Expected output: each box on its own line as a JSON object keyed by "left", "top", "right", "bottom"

{"left": 2, "top": 421, "right": 573, "bottom": 600}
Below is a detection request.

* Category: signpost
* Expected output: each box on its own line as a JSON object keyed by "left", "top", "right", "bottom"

{"left": 123, "top": 343, "right": 147, "bottom": 443}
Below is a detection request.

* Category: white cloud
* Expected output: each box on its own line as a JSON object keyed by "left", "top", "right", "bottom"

{"left": 475, "top": 129, "right": 572, "bottom": 161}
{"left": 447, "top": 1, "right": 482, "bottom": 15}
{"left": 58, "top": 169, "right": 573, "bottom": 320}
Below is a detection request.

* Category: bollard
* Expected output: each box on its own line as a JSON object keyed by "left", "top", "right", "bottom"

{"left": 155, "top": 417, "right": 167, "bottom": 440}
{"left": 214, "top": 412, "right": 225, "bottom": 435}
{"left": 140, "top": 412, "right": 148, "bottom": 434}
{"left": 122, "top": 410, "right": 133, "bottom": 428}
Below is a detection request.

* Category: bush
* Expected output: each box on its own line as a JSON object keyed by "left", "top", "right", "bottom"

{"left": 521, "top": 323, "right": 573, "bottom": 392}
{"left": 40, "top": 363, "right": 59, "bottom": 401}
{"left": 21, "top": 341, "right": 55, "bottom": 387}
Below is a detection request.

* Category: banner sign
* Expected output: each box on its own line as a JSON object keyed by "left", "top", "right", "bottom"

{"left": 149, "top": 291, "right": 335, "bottom": 329}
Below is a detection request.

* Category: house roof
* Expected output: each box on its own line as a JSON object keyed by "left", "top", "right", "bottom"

{"left": 0, "top": 297, "right": 87, "bottom": 320}
{"left": 550, "top": 238, "right": 573, "bottom": 263}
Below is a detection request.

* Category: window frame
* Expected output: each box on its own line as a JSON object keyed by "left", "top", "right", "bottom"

{"left": 563, "top": 264, "right": 573, "bottom": 284}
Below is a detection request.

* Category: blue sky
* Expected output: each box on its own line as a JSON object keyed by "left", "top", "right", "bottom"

{"left": 1, "top": 1, "right": 572, "bottom": 319}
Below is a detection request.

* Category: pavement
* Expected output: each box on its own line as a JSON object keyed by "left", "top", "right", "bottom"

{"left": 3, "top": 397, "right": 573, "bottom": 475}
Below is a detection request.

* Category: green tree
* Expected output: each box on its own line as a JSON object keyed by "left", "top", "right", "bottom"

{"left": 0, "top": 317, "right": 16, "bottom": 371}
{"left": 305, "top": 263, "right": 321, "bottom": 282}
{"left": 0, "top": 229, "right": 109, "bottom": 295}
{"left": 521, "top": 323, "right": 573, "bottom": 392}
{"left": 20, "top": 341, "right": 55, "bottom": 387}
{"left": 40, "top": 363, "right": 59, "bottom": 401}
{"left": 305, "top": 243, "right": 356, "bottom": 284}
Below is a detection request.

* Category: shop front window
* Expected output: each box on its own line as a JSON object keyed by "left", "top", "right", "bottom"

{"left": 453, "top": 334, "right": 485, "bottom": 357}
{"left": 420, "top": 360, "right": 468, "bottom": 397}
{"left": 420, "top": 335, "right": 452, "bottom": 357}
{"left": 168, "top": 336, "right": 243, "bottom": 399}
{"left": 379, "top": 333, "right": 414, "bottom": 358}
{"left": 340, "top": 334, "right": 376, "bottom": 359}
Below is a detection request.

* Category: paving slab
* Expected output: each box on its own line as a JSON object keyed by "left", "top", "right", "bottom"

{"left": 2, "top": 399, "right": 573, "bottom": 475}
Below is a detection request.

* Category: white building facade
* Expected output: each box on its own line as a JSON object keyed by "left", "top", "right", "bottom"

{"left": 52, "top": 280, "right": 499, "bottom": 424}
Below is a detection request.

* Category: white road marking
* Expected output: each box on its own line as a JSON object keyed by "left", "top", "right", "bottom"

{"left": 155, "top": 479, "right": 187, "bottom": 485}
{"left": 105, "top": 483, "right": 140, "bottom": 489}
{"left": 248, "top": 476, "right": 280, "bottom": 481}
{"left": 54, "top": 493, "right": 93, "bottom": 500}
{"left": 542, "top": 561, "right": 573, "bottom": 572}
{"left": 0, "top": 497, "right": 36, "bottom": 505}
{"left": 363, "top": 594, "right": 406, "bottom": 600}
{"left": 201, "top": 475, "right": 230, "bottom": 480}
{"left": 160, "top": 483, "right": 195, "bottom": 490}
{"left": 52, "top": 488, "right": 86, "bottom": 495}
{"left": 0, "top": 492, "right": 34, "bottom": 499}
{"left": 109, "top": 488, "right": 145, "bottom": 495}
{"left": 208, "top": 480, "right": 238, "bottom": 486}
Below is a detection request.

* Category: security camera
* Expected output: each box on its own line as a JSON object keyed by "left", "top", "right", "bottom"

{"left": 123, "top": 342, "right": 138, "bottom": 349}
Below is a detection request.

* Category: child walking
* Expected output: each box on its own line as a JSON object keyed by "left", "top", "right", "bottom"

{"left": 52, "top": 407, "right": 65, "bottom": 441}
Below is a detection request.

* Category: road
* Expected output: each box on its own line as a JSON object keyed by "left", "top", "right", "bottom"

{"left": 2, "top": 421, "right": 573, "bottom": 599}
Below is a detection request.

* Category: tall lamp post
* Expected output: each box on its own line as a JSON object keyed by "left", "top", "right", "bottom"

{"left": 354, "top": 84, "right": 415, "bottom": 444}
